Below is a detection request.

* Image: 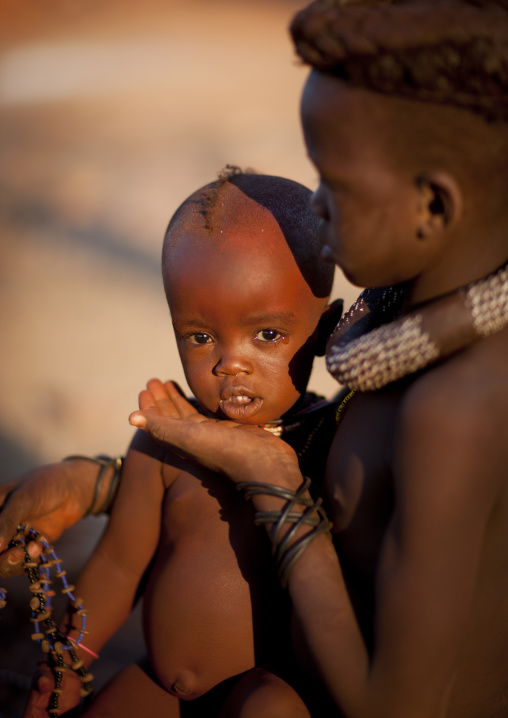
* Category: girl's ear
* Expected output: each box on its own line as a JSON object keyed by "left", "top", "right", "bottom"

{"left": 415, "top": 171, "right": 463, "bottom": 240}
{"left": 315, "top": 298, "right": 344, "bottom": 356}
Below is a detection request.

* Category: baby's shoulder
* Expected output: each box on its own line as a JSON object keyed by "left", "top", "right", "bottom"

{"left": 126, "top": 428, "right": 189, "bottom": 489}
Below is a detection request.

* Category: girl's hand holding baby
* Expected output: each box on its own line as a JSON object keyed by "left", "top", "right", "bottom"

{"left": 129, "top": 379, "right": 302, "bottom": 489}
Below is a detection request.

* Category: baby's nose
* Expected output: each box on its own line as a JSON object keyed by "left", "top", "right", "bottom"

{"left": 214, "top": 348, "right": 253, "bottom": 376}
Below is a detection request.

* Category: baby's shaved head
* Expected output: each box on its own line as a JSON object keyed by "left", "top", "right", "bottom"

{"left": 163, "top": 168, "right": 334, "bottom": 299}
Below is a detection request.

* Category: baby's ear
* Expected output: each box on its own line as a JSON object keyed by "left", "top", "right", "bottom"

{"left": 315, "top": 298, "right": 344, "bottom": 357}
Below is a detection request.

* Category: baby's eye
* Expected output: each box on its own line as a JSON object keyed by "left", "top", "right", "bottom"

{"left": 255, "top": 329, "right": 283, "bottom": 343}
{"left": 188, "top": 333, "right": 213, "bottom": 345}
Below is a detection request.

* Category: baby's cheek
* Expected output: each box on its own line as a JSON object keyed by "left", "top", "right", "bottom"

{"left": 285, "top": 347, "right": 315, "bottom": 396}
{"left": 271, "top": 375, "right": 304, "bottom": 415}
{"left": 183, "top": 370, "right": 217, "bottom": 411}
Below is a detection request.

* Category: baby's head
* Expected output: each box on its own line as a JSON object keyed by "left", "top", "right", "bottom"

{"left": 162, "top": 169, "right": 335, "bottom": 425}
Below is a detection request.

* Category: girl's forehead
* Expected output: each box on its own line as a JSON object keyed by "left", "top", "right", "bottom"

{"left": 303, "top": 73, "right": 383, "bottom": 134}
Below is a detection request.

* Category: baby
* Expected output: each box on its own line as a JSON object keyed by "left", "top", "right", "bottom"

{"left": 23, "top": 168, "right": 340, "bottom": 718}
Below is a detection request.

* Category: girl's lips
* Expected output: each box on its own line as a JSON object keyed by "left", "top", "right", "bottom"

{"left": 218, "top": 396, "right": 263, "bottom": 421}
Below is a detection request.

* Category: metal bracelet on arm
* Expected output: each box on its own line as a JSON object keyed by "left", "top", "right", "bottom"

{"left": 62, "top": 455, "right": 123, "bottom": 516}
{"left": 237, "top": 477, "right": 333, "bottom": 588}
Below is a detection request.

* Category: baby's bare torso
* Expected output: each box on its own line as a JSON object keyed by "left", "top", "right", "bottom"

{"left": 142, "top": 463, "right": 289, "bottom": 699}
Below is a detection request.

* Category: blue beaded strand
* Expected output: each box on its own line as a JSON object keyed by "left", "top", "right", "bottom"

{"left": 20, "top": 527, "right": 88, "bottom": 652}
{"left": 1, "top": 524, "right": 94, "bottom": 714}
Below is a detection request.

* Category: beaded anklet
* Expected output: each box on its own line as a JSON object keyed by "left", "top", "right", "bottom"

{"left": 63, "top": 454, "right": 123, "bottom": 516}
{"left": 236, "top": 477, "right": 332, "bottom": 588}
{"left": 0, "top": 525, "right": 94, "bottom": 715}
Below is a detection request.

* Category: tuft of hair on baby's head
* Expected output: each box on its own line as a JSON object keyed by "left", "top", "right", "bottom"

{"left": 163, "top": 166, "right": 334, "bottom": 299}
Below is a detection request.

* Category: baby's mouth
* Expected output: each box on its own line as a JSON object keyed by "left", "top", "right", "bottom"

{"left": 218, "top": 391, "right": 263, "bottom": 421}
{"left": 223, "top": 394, "right": 251, "bottom": 405}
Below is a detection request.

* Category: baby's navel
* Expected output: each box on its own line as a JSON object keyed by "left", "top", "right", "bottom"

{"left": 170, "top": 670, "right": 197, "bottom": 698}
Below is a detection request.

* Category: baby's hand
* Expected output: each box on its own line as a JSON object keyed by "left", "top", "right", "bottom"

{"left": 129, "top": 379, "right": 301, "bottom": 486}
{"left": 23, "top": 662, "right": 82, "bottom": 718}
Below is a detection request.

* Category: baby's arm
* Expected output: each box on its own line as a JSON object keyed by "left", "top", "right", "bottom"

{"left": 63, "top": 431, "right": 170, "bottom": 662}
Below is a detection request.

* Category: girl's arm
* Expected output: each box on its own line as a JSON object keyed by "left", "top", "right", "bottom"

{"left": 25, "top": 431, "right": 175, "bottom": 716}
{"left": 0, "top": 458, "right": 114, "bottom": 575}
{"left": 280, "top": 377, "right": 502, "bottom": 718}
{"left": 130, "top": 378, "right": 504, "bottom": 718}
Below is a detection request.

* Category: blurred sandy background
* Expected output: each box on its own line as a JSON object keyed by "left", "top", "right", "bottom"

{"left": 0, "top": 0, "right": 358, "bottom": 713}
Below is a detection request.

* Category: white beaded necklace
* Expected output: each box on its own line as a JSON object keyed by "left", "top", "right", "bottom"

{"left": 326, "top": 261, "right": 508, "bottom": 392}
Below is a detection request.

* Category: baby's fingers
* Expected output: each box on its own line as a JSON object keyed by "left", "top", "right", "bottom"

{"left": 23, "top": 663, "right": 81, "bottom": 718}
{"left": 22, "top": 669, "right": 53, "bottom": 718}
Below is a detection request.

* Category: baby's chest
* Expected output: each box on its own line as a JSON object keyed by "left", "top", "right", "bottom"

{"left": 160, "top": 471, "right": 220, "bottom": 535}
{"left": 160, "top": 467, "right": 253, "bottom": 543}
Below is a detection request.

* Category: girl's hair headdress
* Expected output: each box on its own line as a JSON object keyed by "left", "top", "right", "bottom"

{"left": 291, "top": 0, "right": 508, "bottom": 120}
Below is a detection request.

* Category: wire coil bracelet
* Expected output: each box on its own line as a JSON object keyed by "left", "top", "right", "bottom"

{"left": 0, "top": 525, "right": 94, "bottom": 715}
{"left": 62, "top": 454, "right": 123, "bottom": 516}
{"left": 236, "top": 477, "right": 332, "bottom": 588}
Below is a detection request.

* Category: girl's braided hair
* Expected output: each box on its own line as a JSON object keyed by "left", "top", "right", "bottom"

{"left": 290, "top": 0, "right": 508, "bottom": 120}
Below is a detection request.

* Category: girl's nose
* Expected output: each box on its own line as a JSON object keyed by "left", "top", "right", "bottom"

{"left": 310, "top": 184, "right": 330, "bottom": 221}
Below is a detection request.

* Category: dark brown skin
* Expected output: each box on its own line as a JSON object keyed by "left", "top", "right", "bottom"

{"left": 0, "top": 460, "right": 107, "bottom": 575}
{"left": 7, "top": 65, "right": 508, "bottom": 718}
{"left": 20, "top": 187, "right": 329, "bottom": 718}
{"left": 130, "top": 330, "right": 508, "bottom": 718}
{"left": 142, "top": 445, "right": 277, "bottom": 698}
{"left": 66, "top": 435, "right": 287, "bottom": 696}
{"left": 129, "top": 75, "right": 508, "bottom": 717}
{"left": 19, "top": 436, "right": 310, "bottom": 718}
{"left": 164, "top": 185, "right": 328, "bottom": 427}
{"left": 324, "top": 334, "right": 508, "bottom": 718}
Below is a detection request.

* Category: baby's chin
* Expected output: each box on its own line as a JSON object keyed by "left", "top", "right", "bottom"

{"left": 197, "top": 395, "right": 302, "bottom": 426}
{"left": 218, "top": 396, "right": 265, "bottom": 422}
{"left": 195, "top": 399, "right": 270, "bottom": 425}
